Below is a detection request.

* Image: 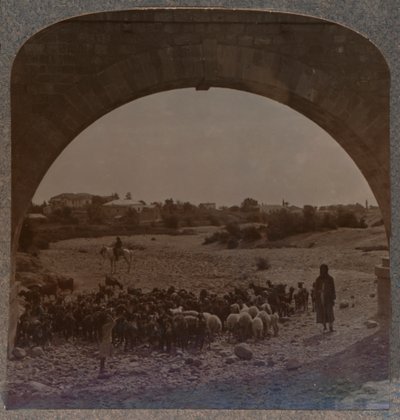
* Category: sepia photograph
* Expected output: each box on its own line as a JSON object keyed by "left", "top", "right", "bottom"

{"left": 7, "top": 9, "right": 391, "bottom": 411}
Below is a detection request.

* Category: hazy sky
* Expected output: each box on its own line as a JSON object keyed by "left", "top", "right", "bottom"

{"left": 33, "top": 88, "right": 376, "bottom": 207}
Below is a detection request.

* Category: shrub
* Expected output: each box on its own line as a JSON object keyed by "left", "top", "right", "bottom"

{"left": 34, "top": 236, "right": 50, "bottom": 250}
{"left": 336, "top": 209, "right": 366, "bottom": 228}
{"left": 372, "top": 219, "right": 384, "bottom": 227}
{"left": 225, "top": 222, "right": 241, "bottom": 239}
{"left": 242, "top": 226, "right": 262, "bottom": 241}
{"left": 256, "top": 257, "right": 271, "bottom": 270}
{"left": 162, "top": 214, "right": 180, "bottom": 229}
{"left": 208, "top": 215, "right": 221, "bottom": 226}
{"left": 227, "top": 238, "right": 239, "bottom": 249}
{"left": 266, "top": 209, "right": 304, "bottom": 241}
{"left": 203, "top": 231, "right": 229, "bottom": 245}
{"left": 18, "top": 221, "right": 33, "bottom": 252}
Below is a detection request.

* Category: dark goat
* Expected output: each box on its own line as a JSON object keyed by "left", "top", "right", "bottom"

{"left": 105, "top": 275, "right": 123, "bottom": 290}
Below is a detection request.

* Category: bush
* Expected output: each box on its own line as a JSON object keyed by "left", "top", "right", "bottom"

{"left": 256, "top": 257, "right": 271, "bottom": 270}
{"left": 162, "top": 214, "right": 180, "bottom": 229}
{"left": 33, "top": 236, "right": 50, "bottom": 250}
{"left": 372, "top": 219, "right": 384, "bottom": 227}
{"left": 242, "top": 226, "right": 262, "bottom": 241}
{"left": 225, "top": 222, "right": 241, "bottom": 239}
{"left": 208, "top": 215, "right": 221, "bottom": 226}
{"left": 266, "top": 209, "right": 304, "bottom": 241}
{"left": 227, "top": 238, "right": 239, "bottom": 249}
{"left": 18, "top": 221, "right": 33, "bottom": 252}
{"left": 203, "top": 231, "right": 230, "bottom": 245}
{"left": 319, "top": 213, "right": 338, "bottom": 230}
{"left": 336, "top": 209, "right": 366, "bottom": 228}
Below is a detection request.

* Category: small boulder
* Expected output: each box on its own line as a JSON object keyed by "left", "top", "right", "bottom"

{"left": 28, "top": 381, "right": 54, "bottom": 393}
{"left": 185, "top": 358, "right": 202, "bottom": 367}
{"left": 365, "top": 320, "right": 379, "bottom": 329}
{"left": 285, "top": 358, "right": 301, "bottom": 371}
{"left": 253, "top": 360, "right": 266, "bottom": 367}
{"left": 98, "top": 372, "right": 112, "bottom": 380}
{"left": 192, "top": 359, "right": 202, "bottom": 367}
{"left": 339, "top": 302, "right": 349, "bottom": 309}
{"left": 13, "top": 347, "right": 27, "bottom": 360}
{"left": 362, "top": 384, "right": 378, "bottom": 394}
{"left": 169, "top": 364, "right": 181, "bottom": 373}
{"left": 234, "top": 343, "right": 253, "bottom": 360}
{"left": 31, "top": 347, "right": 45, "bottom": 358}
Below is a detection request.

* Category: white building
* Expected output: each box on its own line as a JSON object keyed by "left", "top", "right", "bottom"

{"left": 49, "top": 193, "right": 93, "bottom": 209}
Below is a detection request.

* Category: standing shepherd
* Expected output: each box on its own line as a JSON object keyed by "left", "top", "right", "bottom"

{"left": 315, "top": 264, "right": 336, "bottom": 332}
{"left": 98, "top": 308, "right": 116, "bottom": 376}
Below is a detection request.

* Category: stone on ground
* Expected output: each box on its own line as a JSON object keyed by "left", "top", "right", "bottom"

{"left": 31, "top": 347, "right": 45, "bottom": 357}
{"left": 285, "top": 358, "right": 301, "bottom": 371}
{"left": 13, "top": 347, "right": 26, "bottom": 360}
{"left": 234, "top": 343, "right": 253, "bottom": 360}
{"left": 365, "top": 320, "right": 379, "bottom": 329}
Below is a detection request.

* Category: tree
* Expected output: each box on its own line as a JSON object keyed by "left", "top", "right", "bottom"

{"left": 163, "top": 198, "right": 177, "bottom": 213}
{"left": 29, "top": 201, "right": 44, "bottom": 214}
{"left": 303, "top": 205, "right": 317, "bottom": 231}
{"left": 183, "top": 201, "right": 195, "bottom": 213}
{"left": 241, "top": 198, "right": 259, "bottom": 212}
{"left": 87, "top": 198, "right": 104, "bottom": 223}
{"left": 125, "top": 208, "right": 139, "bottom": 226}
{"left": 125, "top": 192, "right": 132, "bottom": 200}
{"left": 18, "top": 220, "right": 33, "bottom": 251}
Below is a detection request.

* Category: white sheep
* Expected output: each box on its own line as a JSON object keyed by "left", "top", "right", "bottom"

{"left": 261, "top": 302, "right": 272, "bottom": 314}
{"left": 206, "top": 314, "right": 222, "bottom": 348}
{"left": 238, "top": 311, "right": 252, "bottom": 340}
{"left": 257, "top": 310, "right": 272, "bottom": 337}
{"left": 182, "top": 310, "right": 199, "bottom": 317}
{"left": 230, "top": 303, "right": 240, "bottom": 314}
{"left": 225, "top": 313, "right": 240, "bottom": 341}
{"left": 248, "top": 305, "right": 259, "bottom": 319}
{"left": 270, "top": 312, "right": 279, "bottom": 336}
{"left": 202, "top": 312, "right": 212, "bottom": 320}
{"left": 169, "top": 306, "right": 183, "bottom": 315}
{"left": 252, "top": 317, "right": 264, "bottom": 341}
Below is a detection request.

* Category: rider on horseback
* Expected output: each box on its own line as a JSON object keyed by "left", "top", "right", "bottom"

{"left": 113, "top": 237, "right": 123, "bottom": 261}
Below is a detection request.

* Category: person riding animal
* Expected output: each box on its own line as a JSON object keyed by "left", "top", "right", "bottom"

{"left": 113, "top": 237, "right": 123, "bottom": 261}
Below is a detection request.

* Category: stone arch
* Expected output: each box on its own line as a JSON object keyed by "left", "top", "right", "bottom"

{"left": 11, "top": 8, "right": 390, "bottom": 249}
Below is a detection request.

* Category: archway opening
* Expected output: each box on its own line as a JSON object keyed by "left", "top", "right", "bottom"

{"left": 12, "top": 87, "right": 390, "bottom": 410}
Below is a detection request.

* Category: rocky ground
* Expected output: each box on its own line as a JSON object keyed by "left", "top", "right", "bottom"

{"left": 7, "top": 226, "right": 390, "bottom": 410}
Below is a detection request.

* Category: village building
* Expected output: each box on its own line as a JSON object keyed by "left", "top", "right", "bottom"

{"left": 102, "top": 199, "right": 161, "bottom": 223}
{"left": 199, "top": 202, "right": 216, "bottom": 211}
{"left": 260, "top": 203, "right": 303, "bottom": 215}
{"left": 49, "top": 193, "right": 93, "bottom": 210}
{"left": 259, "top": 204, "right": 285, "bottom": 214}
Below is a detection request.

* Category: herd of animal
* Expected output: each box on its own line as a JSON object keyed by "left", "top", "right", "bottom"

{"left": 16, "top": 275, "right": 315, "bottom": 354}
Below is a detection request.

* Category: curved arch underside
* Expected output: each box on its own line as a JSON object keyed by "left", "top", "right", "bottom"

{"left": 11, "top": 9, "right": 390, "bottom": 242}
